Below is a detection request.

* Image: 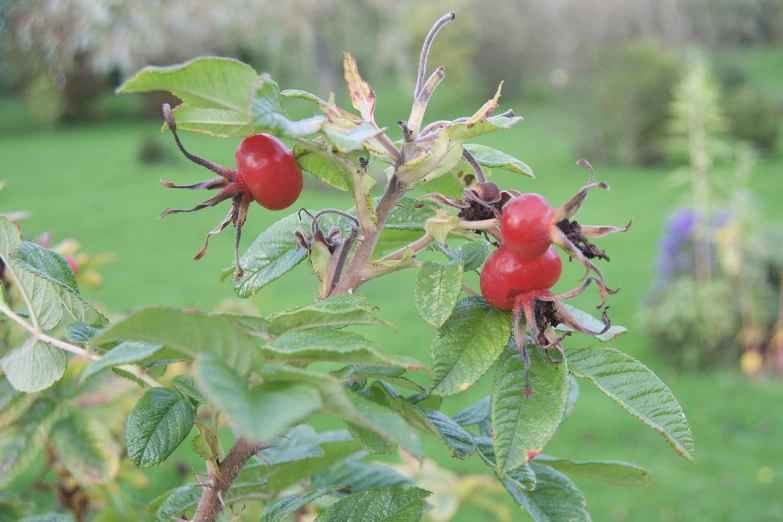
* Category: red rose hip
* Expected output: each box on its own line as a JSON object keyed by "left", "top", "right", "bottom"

{"left": 480, "top": 245, "right": 562, "bottom": 310}
{"left": 500, "top": 193, "right": 555, "bottom": 259}
{"left": 235, "top": 134, "right": 303, "bottom": 211}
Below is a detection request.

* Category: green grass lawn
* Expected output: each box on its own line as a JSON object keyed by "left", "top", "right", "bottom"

{"left": 3, "top": 79, "right": 783, "bottom": 521}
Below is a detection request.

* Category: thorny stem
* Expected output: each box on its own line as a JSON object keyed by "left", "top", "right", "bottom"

{"left": 461, "top": 148, "right": 487, "bottom": 183}
{"left": 192, "top": 438, "right": 269, "bottom": 522}
{"left": 195, "top": 12, "right": 458, "bottom": 517}
{"left": 0, "top": 300, "right": 162, "bottom": 388}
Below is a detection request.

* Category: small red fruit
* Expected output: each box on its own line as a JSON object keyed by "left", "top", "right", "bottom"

{"left": 159, "top": 104, "right": 304, "bottom": 279}
{"left": 235, "top": 134, "right": 303, "bottom": 211}
{"left": 500, "top": 193, "right": 554, "bottom": 259}
{"left": 480, "top": 245, "right": 562, "bottom": 310}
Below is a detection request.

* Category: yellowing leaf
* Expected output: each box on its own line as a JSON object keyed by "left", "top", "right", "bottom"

{"left": 343, "top": 52, "right": 376, "bottom": 123}
{"left": 467, "top": 82, "right": 503, "bottom": 126}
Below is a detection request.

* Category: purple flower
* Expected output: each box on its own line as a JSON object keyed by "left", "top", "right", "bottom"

{"left": 667, "top": 208, "right": 697, "bottom": 239}
{"left": 658, "top": 234, "right": 682, "bottom": 255}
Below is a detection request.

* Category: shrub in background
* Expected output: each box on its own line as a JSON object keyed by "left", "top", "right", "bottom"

{"left": 576, "top": 41, "right": 682, "bottom": 166}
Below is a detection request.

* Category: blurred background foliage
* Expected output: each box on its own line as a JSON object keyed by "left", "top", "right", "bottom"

{"left": 1, "top": 0, "right": 783, "bottom": 520}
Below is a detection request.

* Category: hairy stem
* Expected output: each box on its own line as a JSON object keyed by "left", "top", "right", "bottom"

{"left": 461, "top": 148, "right": 487, "bottom": 183}
{"left": 414, "top": 11, "right": 455, "bottom": 98}
{"left": 193, "top": 14, "right": 458, "bottom": 517}
{"left": 378, "top": 234, "right": 434, "bottom": 262}
{"left": 332, "top": 175, "right": 407, "bottom": 294}
{"left": 192, "top": 437, "right": 267, "bottom": 522}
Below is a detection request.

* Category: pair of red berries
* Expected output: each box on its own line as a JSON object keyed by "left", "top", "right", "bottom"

{"left": 480, "top": 194, "right": 562, "bottom": 310}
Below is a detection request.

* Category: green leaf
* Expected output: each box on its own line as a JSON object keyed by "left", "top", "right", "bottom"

{"left": 64, "top": 322, "right": 101, "bottom": 344}
{"left": 294, "top": 143, "right": 351, "bottom": 192}
{"left": 383, "top": 197, "right": 433, "bottom": 233}
{"left": 262, "top": 486, "right": 341, "bottom": 522}
{"left": 397, "top": 132, "right": 460, "bottom": 185}
{"left": 323, "top": 122, "right": 387, "bottom": 154}
{"left": 335, "top": 365, "right": 425, "bottom": 392}
{"left": 259, "top": 430, "right": 362, "bottom": 491}
{"left": 503, "top": 463, "right": 592, "bottom": 522}
{"left": 0, "top": 398, "right": 60, "bottom": 489}
{"left": 0, "top": 217, "right": 22, "bottom": 254}
{"left": 266, "top": 329, "right": 422, "bottom": 369}
{"left": 429, "top": 297, "right": 511, "bottom": 396}
{"left": 267, "top": 294, "right": 393, "bottom": 336}
{"left": 314, "top": 458, "right": 412, "bottom": 493}
{"left": 229, "top": 212, "right": 309, "bottom": 297}
{"left": 315, "top": 487, "right": 431, "bottom": 522}
{"left": 463, "top": 143, "right": 534, "bottom": 177}
{"left": 281, "top": 89, "right": 329, "bottom": 106}
{"left": 125, "top": 387, "right": 194, "bottom": 467}
{"left": 414, "top": 260, "right": 464, "bottom": 329}
{"left": 475, "top": 434, "right": 538, "bottom": 493}
{"left": 453, "top": 396, "right": 491, "bottom": 427}
{"left": 493, "top": 344, "right": 569, "bottom": 475}
{"left": 216, "top": 312, "right": 271, "bottom": 339}
{"left": 51, "top": 408, "right": 120, "bottom": 485}
{"left": 196, "top": 355, "right": 322, "bottom": 442}
{"left": 564, "top": 375, "right": 580, "bottom": 422}
{"left": 252, "top": 73, "right": 325, "bottom": 138}
{"left": 349, "top": 392, "right": 423, "bottom": 459}
{"left": 555, "top": 305, "right": 627, "bottom": 342}
{"left": 419, "top": 408, "right": 475, "bottom": 459}
{"left": 172, "top": 374, "right": 208, "bottom": 404}
{"left": 92, "top": 307, "right": 259, "bottom": 375}
{"left": 441, "top": 240, "right": 491, "bottom": 272}
{"left": 80, "top": 341, "right": 163, "bottom": 383}
{"left": 239, "top": 425, "right": 326, "bottom": 483}
{"left": 13, "top": 241, "right": 79, "bottom": 295}
{"left": 534, "top": 455, "right": 651, "bottom": 488}
{"left": 1, "top": 339, "right": 66, "bottom": 392}
{"left": 405, "top": 392, "right": 442, "bottom": 410}
{"left": 117, "top": 57, "right": 258, "bottom": 114}
{"left": 566, "top": 347, "right": 695, "bottom": 462}
{"left": 191, "top": 431, "right": 214, "bottom": 461}
{"left": 261, "top": 365, "right": 420, "bottom": 455}
{"left": 361, "top": 381, "right": 474, "bottom": 459}
{"left": 150, "top": 484, "right": 202, "bottom": 522}
{"left": 0, "top": 378, "right": 34, "bottom": 429}
{"left": 168, "top": 103, "right": 254, "bottom": 138}
{"left": 447, "top": 115, "right": 524, "bottom": 142}
{"left": 345, "top": 423, "right": 396, "bottom": 455}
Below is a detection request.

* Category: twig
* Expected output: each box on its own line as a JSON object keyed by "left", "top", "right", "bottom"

{"left": 0, "top": 301, "right": 163, "bottom": 389}
{"left": 414, "top": 11, "right": 456, "bottom": 98}
{"left": 192, "top": 437, "right": 268, "bottom": 522}
{"left": 462, "top": 148, "right": 488, "bottom": 183}
{"left": 377, "top": 234, "right": 434, "bottom": 262}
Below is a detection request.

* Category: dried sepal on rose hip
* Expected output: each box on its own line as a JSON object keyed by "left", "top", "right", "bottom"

{"left": 158, "top": 104, "right": 304, "bottom": 280}
{"left": 510, "top": 279, "right": 611, "bottom": 398}
{"left": 501, "top": 160, "right": 631, "bottom": 305}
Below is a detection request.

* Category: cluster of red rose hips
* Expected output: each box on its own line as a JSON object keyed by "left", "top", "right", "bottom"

{"left": 474, "top": 166, "right": 631, "bottom": 397}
